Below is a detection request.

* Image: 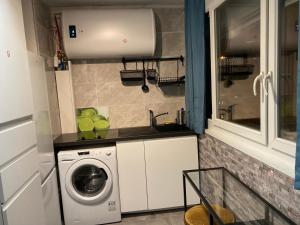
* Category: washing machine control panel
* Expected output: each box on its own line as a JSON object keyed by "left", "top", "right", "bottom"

{"left": 58, "top": 147, "right": 116, "bottom": 161}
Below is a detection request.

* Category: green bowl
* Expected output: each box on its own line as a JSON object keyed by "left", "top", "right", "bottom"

{"left": 78, "top": 117, "right": 94, "bottom": 132}
{"left": 81, "top": 108, "right": 97, "bottom": 118}
{"left": 94, "top": 120, "right": 110, "bottom": 131}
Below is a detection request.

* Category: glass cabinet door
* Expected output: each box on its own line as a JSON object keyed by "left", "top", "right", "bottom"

{"left": 211, "top": 0, "right": 268, "bottom": 144}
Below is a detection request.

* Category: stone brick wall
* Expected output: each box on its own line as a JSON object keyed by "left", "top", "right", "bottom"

{"left": 199, "top": 134, "right": 300, "bottom": 224}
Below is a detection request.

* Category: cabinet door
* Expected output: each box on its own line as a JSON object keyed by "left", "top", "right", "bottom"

{"left": 116, "top": 141, "right": 148, "bottom": 213}
{"left": 0, "top": 147, "right": 39, "bottom": 203}
{"left": 41, "top": 169, "right": 62, "bottom": 225}
{"left": 144, "top": 136, "right": 199, "bottom": 210}
{"left": 0, "top": 121, "right": 36, "bottom": 167}
{"left": 2, "top": 173, "right": 46, "bottom": 225}
{"left": 0, "top": 0, "right": 33, "bottom": 124}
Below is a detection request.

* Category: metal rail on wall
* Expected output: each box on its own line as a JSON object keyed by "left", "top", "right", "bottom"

{"left": 121, "top": 55, "right": 185, "bottom": 87}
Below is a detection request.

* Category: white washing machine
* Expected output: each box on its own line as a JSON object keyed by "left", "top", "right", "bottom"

{"left": 58, "top": 147, "right": 121, "bottom": 225}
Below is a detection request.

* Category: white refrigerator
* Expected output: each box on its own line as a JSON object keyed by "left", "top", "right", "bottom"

{"left": 0, "top": 0, "right": 61, "bottom": 225}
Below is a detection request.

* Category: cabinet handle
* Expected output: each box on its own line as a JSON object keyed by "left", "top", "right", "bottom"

{"left": 263, "top": 71, "right": 272, "bottom": 96}
{"left": 253, "top": 72, "right": 264, "bottom": 96}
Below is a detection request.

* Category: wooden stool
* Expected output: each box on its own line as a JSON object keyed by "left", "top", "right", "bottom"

{"left": 184, "top": 205, "right": 235, "bottom": 225}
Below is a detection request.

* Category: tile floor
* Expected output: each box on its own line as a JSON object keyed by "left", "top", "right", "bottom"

{"left": 115, "top": 210, "right": 185, "bottom": 225}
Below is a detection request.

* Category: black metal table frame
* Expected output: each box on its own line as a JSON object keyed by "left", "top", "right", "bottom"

{"left": 182, "top": 167, "right": 296, "bottom": 225}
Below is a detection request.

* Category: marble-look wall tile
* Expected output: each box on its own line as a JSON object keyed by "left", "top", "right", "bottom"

{"left": 71, "top": 7, "right": 185, "bottom": 129}
{"left": 94, "top": 63, "right": 123, "bottom": 83}
{"left": 97, "top": 81, "right": 145, "bottom": 107}
{"left": 74, "top": 84, "right": 98, "bottom": 108}
{"left": 159, "top": 61, "right": 185, "bottom": 83}
{"left": 109, "top": 104, "right": 148, "bottom": 128}
{"left": 144, "top": 84, "right": 184, "bottom": 104}
{"left": 159, "top": 32, "right": 185, "bottom": 57}
{"left": 33, "top": 0, "right": 51, "bottom": 28}
{"left": 72, "top": 62, "right": 186, "bottom": 128}
{"left": 154, "top": 8, "right": 184, "bottom": 33}
{"left": 72, "top": 64, "right": 96, "bottom": 84}
{"left": 154, "top": 8, "right": 185, "bottom": 58}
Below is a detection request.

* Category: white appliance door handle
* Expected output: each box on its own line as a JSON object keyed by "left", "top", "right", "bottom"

{"left": 263, "top": 71, "right": 272, "bottom": 96}
{"left": 253, "top": 72, "right": 264, "bottom": 96}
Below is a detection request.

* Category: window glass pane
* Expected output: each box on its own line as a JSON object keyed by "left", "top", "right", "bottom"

{"left": 216, "top": 0, "right": 261, "bottom": 130}
{"left": 278, "top": 0, "right": 298, "bottom": 142}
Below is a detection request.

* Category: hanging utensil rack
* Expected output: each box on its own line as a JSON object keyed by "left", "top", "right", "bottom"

{"left": 122, "top": 55, "right": 185, "bottom": 86}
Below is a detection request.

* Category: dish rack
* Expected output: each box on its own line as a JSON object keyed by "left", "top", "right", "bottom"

{"left": 157, "top": 56, "right": 185, "bottom": 86}
{"left": 157, "top": 76, "right": 185, "bottom": 86}
{"left": 121, "top": 55, "right": 185, "bottom": 86}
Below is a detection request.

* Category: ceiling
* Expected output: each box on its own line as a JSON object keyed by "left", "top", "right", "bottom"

{"left": 42, "top": 0, "right": 184, "bottom": 7}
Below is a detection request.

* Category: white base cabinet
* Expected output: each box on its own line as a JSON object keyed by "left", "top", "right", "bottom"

{"left": 144, "top": 136, "right": 199, "bottom": 210}
{"left": 117, "top": 136, "right": 199, "bottom": 213}
{"left": 116, "top": 141, "right": 148, "bottom": 213}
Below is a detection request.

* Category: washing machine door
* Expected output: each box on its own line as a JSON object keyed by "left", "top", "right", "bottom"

{"left": 65, "top": 158, "right": 112, "bottom": 205}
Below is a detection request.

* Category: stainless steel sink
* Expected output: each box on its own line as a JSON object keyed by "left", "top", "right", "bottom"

{"left": 118, "top": 125, "right": 188, "bottom": 137}
{"left": 118, "top": 126, "right": 156, "bottom": 137}
{"left": 154, "top": 124, "right": 187, "bottom": 132}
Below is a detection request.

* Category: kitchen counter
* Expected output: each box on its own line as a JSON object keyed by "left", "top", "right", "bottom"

{"left": 54, "top": 126, "right": 196, "bottom": 150}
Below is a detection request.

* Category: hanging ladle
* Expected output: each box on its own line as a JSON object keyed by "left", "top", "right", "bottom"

{"left": 142, "top": 60, "right": 149, "bottom": 92}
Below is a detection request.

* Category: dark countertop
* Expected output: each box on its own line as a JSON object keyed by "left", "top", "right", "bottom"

{"left": 54, "top": 126, "right": 196, "bottom": 150}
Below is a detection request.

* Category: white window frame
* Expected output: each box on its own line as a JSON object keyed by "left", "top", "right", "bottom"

{"left": 206, "top": 0, "right": 296, "bottom": 178}
{"left": 267, "top": 0, "right": 296, "bottom": 157}
{"left": 210, "top": 0, "right": 268, "bottom": 145}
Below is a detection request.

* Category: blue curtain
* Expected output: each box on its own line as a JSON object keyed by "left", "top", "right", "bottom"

{"left": 185, "top": 0, "right": 206, "bottom": 134}
{"left": 295, "top": 4, "right": 300, "bottom": 189}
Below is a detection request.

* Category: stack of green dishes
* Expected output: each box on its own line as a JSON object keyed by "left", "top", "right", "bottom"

{"left": 77, "top": 108, "right": 110, "bottom": 132}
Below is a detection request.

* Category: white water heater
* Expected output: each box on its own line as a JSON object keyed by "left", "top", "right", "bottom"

{"left": 62, "top": 9, "right": 156, "bottom": 59}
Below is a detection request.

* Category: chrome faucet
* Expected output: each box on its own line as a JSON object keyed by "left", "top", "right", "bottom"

{"left": 149, "top": 110, "right": 168, "bottom": 127}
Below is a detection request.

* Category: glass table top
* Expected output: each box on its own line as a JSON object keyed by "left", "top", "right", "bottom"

{"left": 183, "top": 168, "right": 296, "bottom": 225}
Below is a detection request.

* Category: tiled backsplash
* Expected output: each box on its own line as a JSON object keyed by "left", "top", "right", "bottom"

{"left": 199, "top": 134, "right": 300, "bottom": 224}
{"left": 71, "top": 8, "right": 185, "bottom": 128}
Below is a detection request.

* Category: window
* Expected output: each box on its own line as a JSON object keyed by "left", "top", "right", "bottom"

{"left": 216, "top": 0, "right": 261, "bottom": 130}
{"left": 207, "top": 0, "right": 298, "bottom": 177}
